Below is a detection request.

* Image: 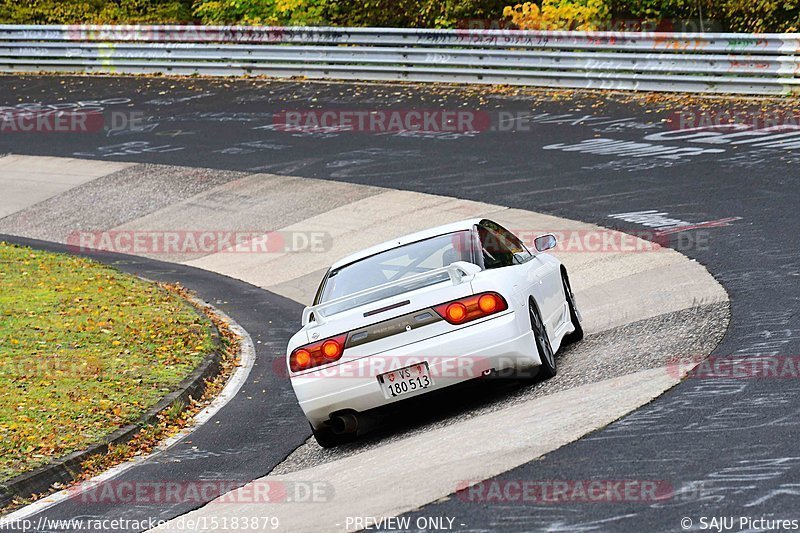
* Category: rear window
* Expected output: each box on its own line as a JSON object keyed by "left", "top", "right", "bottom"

{"left": 319, "top": 230, "right": 474, "bottom": 306}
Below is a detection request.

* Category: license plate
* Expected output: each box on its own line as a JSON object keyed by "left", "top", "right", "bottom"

{"left": 378, "top": 362, "right": 433, "bottom": 398}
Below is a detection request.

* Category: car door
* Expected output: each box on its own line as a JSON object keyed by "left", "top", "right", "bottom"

{"left": 477, "top": 220, "right": 562, "bottom": 338}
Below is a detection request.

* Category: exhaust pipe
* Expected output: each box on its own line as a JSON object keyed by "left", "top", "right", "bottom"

{"left": 330, "top": 413, "right": 359, "bottom": 435}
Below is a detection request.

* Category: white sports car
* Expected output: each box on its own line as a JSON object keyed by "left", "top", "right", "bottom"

{"left": 286, "top": 218, "right": 583, "bottom": 447}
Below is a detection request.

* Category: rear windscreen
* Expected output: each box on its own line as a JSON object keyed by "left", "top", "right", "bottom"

{"left": 319, "top": 231, "right": 474, "bottom": 309}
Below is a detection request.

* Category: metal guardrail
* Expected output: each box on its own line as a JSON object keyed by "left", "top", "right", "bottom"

{"left": 0, "top": 25, "right": 798, "bottom": 95}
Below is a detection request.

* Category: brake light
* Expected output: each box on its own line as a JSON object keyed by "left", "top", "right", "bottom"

{"left": 434, "top": 292, "right": 508, "bottom": 324}
{"left": 478, "top": 293, "right": 499, "bottom": 313}
{"left": 290, "top": 334, "right": 347, "bottom": 372}
{"left": 294, "top": 349, "right": 312, "bottom": 369}
{"left": 445, "top": 302, "right": 467, "bottom": 323}
{"left": 321, "top": 339, "right": 342, "bottom": 359}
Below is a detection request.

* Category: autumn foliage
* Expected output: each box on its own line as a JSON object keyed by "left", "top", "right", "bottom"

{"left": 0, "top": 0, "right": 796, "bottom": 31}
{"left": 503, "top": 0, "right": 610, "bottom": 30}
{"left": 0, "top": 242, "right": 213, "bottom": 482}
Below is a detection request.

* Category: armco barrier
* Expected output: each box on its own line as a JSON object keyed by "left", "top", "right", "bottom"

{"left": 0, "top": 25, "right": 798, "bottom": 95}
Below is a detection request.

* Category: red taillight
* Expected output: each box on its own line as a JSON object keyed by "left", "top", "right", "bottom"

{"left": 293, "top": 349, "right": 312, "bottom": 370}
{"left": 290, "top": 334, "right": 347, "bottom": 373}
{"left": 434, "top": 292, "right": 508, "bottom": 325}
{"left": 445, "top": 302, "right": 468, "bottom": 323}
{"left": 478, "top": 293, "right": 500, "bottom": 313}
{"left": 321, "top": 339, "right": 342, "bottom": 360}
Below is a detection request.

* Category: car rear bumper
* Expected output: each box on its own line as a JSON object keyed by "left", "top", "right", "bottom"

{"left": 290, "top": 311, "right": 540, "bottom": 428}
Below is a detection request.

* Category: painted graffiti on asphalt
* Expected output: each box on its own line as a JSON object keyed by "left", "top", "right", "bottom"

{"left": 608, "top": 210, "right": 741, "bottom": 236}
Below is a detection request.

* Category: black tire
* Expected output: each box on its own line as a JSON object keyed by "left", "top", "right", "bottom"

{"left": 562, "top": 271, "right": 584, "bottom": 343}
{"left": 529, "top": 298, "right": 557, "bottom": 379}
{"left": 311, "top": 424, "right": 354, "bottom": 448}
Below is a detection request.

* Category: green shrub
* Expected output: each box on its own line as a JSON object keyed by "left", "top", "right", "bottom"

{"left": 0, "top": 0, "right": 797, "bottom": 31}
{"left": 504, "top": 0, "right": 611, "bottom": 30}
{"left": 607, "top": 0, "right": 799, "bottom": 32}
{"left": 193, "top": 0, "right": 279, "bottom": 25}
{"left": 191, "top": 0, "right": 511, "bottom": 28}
{"left": 192, "top": 0, "right": 331, "bottom": 25}
{"left": 708, "top": 0, "right": 799, "bottom": 32}
{"left": 0, "top": 0, "right": 193, "bottom": 24}
{"left": 607, "top": 0, "right": 696, "bottom": 21}
{"left": 325, "top": 0, "right": 511, "bottom": 28}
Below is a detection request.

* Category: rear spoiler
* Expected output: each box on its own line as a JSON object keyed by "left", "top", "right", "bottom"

{"left": 302, "top": 261, "right": 482, "bottom": 326}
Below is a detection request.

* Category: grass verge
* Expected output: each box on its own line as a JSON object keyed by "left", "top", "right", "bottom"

{"left": 0, "top": 241, "right": 215, "bottom": 482}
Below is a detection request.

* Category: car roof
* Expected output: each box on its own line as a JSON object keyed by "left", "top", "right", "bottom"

{"left": 330, "top": 217, "right": 486, "bottom": 270}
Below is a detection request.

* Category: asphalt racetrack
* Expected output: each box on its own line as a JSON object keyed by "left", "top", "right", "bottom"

{"left": 1, "top": 75, "right": 799, "bottom": 532}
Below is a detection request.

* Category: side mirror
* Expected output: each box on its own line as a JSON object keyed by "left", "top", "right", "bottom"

{"left": 534, "top": 234, "right": 557, "bottom": 253}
